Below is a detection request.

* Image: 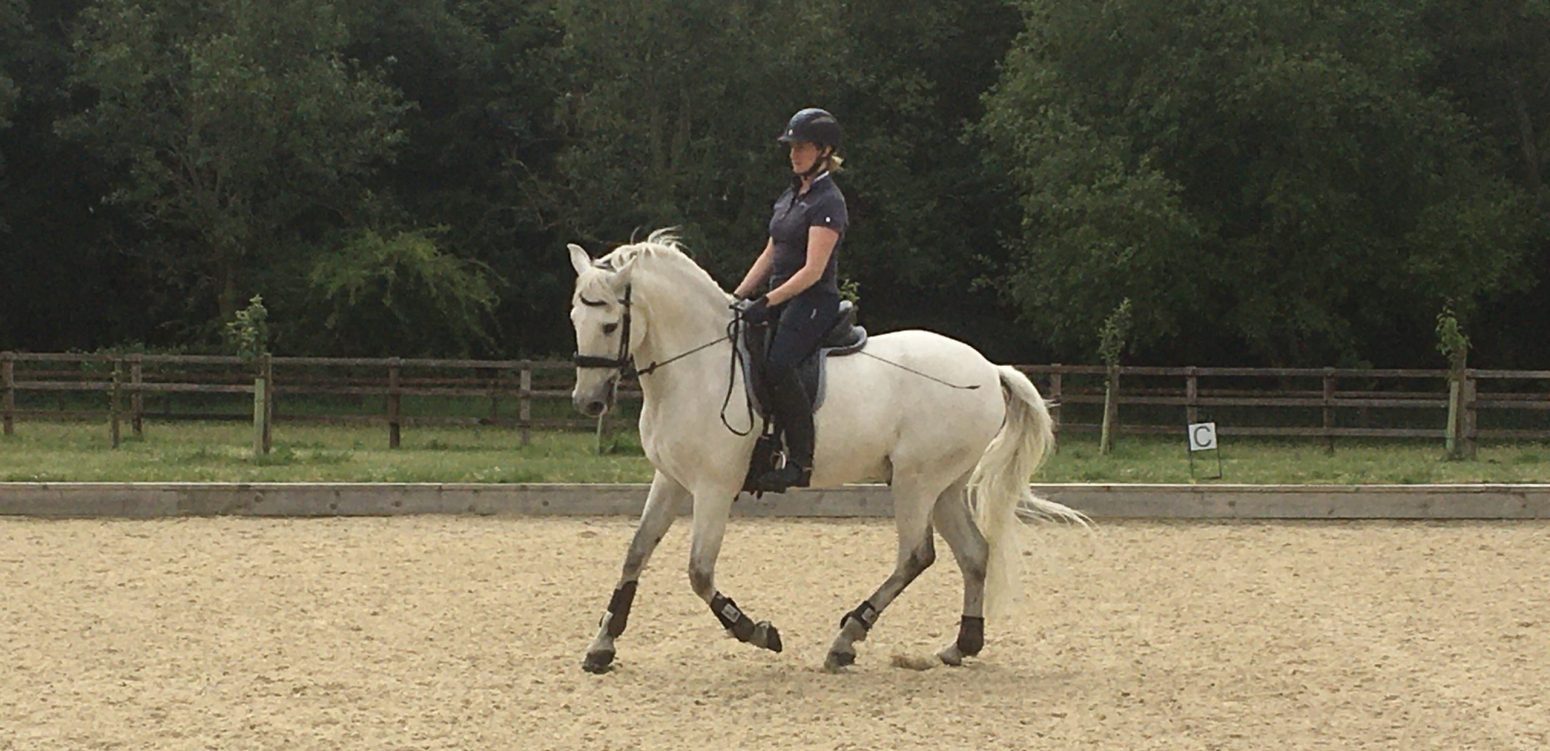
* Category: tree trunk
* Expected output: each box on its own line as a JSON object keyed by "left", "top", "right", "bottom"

{"left": 1509, "top": 75, "right": 1543, "bottom": 201}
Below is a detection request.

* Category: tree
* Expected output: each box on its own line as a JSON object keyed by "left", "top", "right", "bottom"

{"left": 1421, "top": 0, "right": 1550, "bottom": 367}
{"left": 819, "top": 0, "right": 1030, "bottom": 357}
{"left": 302, "top": 227, "right": 498, "bottom": 356}
{"left": 59, "top": 0, "right": 411, "bottom": 328}
{"left": 0, "top": 0, "right": 30, "bottom": 200}
{"left": 541, "top": 0, "right": 823, "bottom": 263}
{"left": 1, "top": 0, "right": 154, "bottom": 351}
{"left": 982, "top": 0, "right": 1541, "bottom": 365}
{"left": 336, "top": 0, "right": 566, "bottom": 355}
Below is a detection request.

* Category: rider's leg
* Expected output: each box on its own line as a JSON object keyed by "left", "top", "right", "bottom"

{"left": 753, "top": 293, "right": 837, "bottom": 492}
{"left": 760, "top": 367, "right": 814, "bottom": 489}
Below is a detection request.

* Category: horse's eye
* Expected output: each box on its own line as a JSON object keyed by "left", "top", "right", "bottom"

{"left": 603, "top": 323, "right": 619, "bottom": 335}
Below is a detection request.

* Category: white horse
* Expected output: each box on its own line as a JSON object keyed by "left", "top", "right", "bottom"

{"left": 567, "top": 230, "right": 1084, "bottom": 673}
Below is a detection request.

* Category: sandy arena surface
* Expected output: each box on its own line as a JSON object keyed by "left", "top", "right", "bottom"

{"left": 1, "top": 515, "right": 1547, "bottom": 750}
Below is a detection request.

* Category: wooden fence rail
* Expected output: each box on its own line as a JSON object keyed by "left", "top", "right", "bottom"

{"left": 2, "top": 352, "right": 1548, "bottom": 451}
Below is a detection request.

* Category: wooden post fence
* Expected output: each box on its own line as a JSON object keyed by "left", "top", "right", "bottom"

{"left": 8, "top": 354, "right": 1550, "bottom": 450}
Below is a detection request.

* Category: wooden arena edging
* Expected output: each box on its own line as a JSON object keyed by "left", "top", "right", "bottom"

{"left": 1, "top": 483, "right": 1547, "bottom": 520}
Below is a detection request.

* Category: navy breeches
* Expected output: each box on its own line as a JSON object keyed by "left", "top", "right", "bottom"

{"left": 765, "top": 292, "right": 840, "bottom": 380}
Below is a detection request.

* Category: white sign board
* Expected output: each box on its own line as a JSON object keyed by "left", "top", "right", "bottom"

{"left": 1188, "top": 422, "right": 1218, "bottom": 452}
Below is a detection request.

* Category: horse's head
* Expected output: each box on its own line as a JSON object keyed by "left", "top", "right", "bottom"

{"left": 567, "top": 242, "right": 644, "bottom": 417}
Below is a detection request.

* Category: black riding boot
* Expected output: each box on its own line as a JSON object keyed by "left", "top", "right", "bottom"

{"left": 753, "top": 370, "right": 814, "bottom": 493}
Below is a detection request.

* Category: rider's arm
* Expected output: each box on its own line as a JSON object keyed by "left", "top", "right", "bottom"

{"left": 765, "top": 226, "right": 838, "bottom": 306}
{"left": 734, "top": 238, "right": 776, "bottom": 299}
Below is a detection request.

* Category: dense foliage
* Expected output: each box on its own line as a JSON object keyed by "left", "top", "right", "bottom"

{"left": 1, "top": 0, "right": 1545, "bottom": 366}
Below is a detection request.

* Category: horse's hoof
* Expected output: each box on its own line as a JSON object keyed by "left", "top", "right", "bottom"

{"left": 581, "top": 650, "right": 616, "bottom": 674}
{"left": 824, "top": 650, "right": 856, "bottom": 672}
{"left": 756, "top": 621, "right": 783, "bottom": 653}
{"left": 936, "top": 646, "right": 965, "bottom": 667}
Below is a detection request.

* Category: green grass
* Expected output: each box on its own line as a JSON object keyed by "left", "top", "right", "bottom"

{"left": 1, "top": 419, "right": 1548, "bottom": 484}
{"left": 1042, "top": 436, "right": 1550, "bottom": 484}
{"left": 0, "top": 421, "right": 651, "bottom": 483}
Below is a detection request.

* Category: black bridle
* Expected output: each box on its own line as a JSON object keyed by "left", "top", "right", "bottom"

{"left": 570, "top": 283, "right": 755, "bottom": 435}
{"left": 571, "top": 285, "right": 641, "bottom": 378}
{"left": 571, "top": 284, "right": 737, "bottom": 381}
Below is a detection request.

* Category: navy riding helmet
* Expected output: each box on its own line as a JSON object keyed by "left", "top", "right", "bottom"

{"left": 777, "top": 108, "right": 842, "bottom": 151}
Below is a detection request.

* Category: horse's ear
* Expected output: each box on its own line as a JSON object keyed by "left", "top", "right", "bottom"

{"left": 567, "top": 243, "right": 591, "bottom": 277}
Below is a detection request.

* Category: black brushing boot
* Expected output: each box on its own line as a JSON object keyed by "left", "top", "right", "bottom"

{"left": 753, "top": 370, "right": 814, "bottom": 493}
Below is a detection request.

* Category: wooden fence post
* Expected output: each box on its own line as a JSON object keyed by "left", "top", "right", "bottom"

{"left": 1322, "top": 368, "right": 1335, "bottom": 455}
{"left": 1445, "top": 361, "right": 1464, "bottom": 460}
{"left": 1185, "top": 366, "right": 1199, "bottom": 426}
{"left": 2, "top": 352, "right": 14, "bottom": 436}
{"left": 1048, "top": 365, "right": 1062, "bottom": 451}
{"left": 110, "top": 358, "right": 122, "bottom": 449}
{"left": 487, "top": 367, "right": 500, "bottom": 425}
{"left": 519, "top": 366, "right": 532, "bottom": 447}
{"left": 130, "top": 354, "right": 144, "bottom": 438}
{"left": 262, "top": 355, "right": 274, "bottom": 455}
{"left": 1100, "top": 364, "right": 1120, "bottom": 455}
{"left": 1462, "top": 368, "right": 1477, "bottom": 460}
{"left": 388, "top": 358, "right": 402, "bottom": 449}
{"left": 252, "top": 354, "right": 271, "bottom": 457}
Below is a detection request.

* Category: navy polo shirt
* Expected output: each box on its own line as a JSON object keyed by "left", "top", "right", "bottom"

{"left": 768, "top": 171, "right": 848, "bottom": 297}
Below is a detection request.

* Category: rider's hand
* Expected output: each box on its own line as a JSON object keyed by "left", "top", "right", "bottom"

{"left": 731, "top": 295, "right": 773, "bottom": 325}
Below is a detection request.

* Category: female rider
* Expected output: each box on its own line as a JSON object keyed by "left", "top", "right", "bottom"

{"left": 732, "top": 108, "right": 849, "bottom": 493}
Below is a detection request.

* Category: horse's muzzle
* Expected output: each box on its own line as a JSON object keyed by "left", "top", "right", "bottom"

{"left": 576, "top": 397, "right": 606, "bottom": 418}
{"left": 573, "top": 378, "right": 617, "bottom": 417}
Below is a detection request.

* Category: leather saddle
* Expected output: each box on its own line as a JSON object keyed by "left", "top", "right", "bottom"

{"left": 741, "top": 299, "right": 867, "bottom": 415}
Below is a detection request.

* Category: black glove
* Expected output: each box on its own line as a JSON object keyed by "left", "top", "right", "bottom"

{"left": 731, "top": 295, "right": 773, "bottom": 325}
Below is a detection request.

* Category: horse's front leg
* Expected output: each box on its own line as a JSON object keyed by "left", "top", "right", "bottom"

{"left": 687, "top": 490, "right": 783, "bottom": 654}
{"left": 582, "top": 471, "right": 689, "bottom": 674}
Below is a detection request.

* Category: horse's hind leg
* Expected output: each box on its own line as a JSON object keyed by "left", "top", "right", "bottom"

{"left": 582, "top": 471, "right": 689, "bottom": 674}
{"left": 687, "top": 490, "right": 783, "bottom": 654}
{"left": 931, "top": 476, "right": 990, "bottom": 666}
{"left": 824, "top": 476, "right": 939, "bottom": 671}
